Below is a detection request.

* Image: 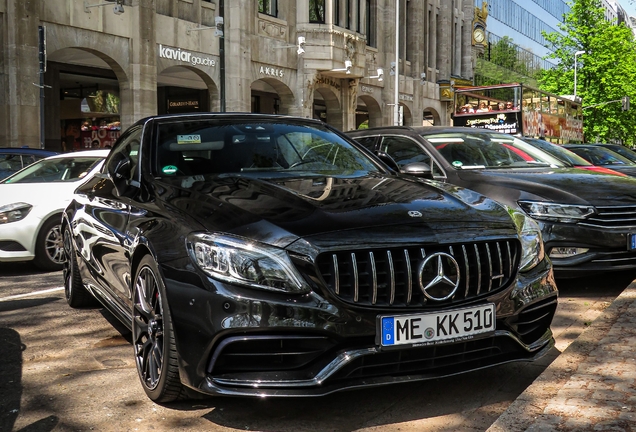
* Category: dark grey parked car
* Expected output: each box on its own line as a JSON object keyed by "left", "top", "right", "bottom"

{"left": 564, "top": 144, "right": 636, "bottom": 177}
{"left": 347, "top": 126, "right": 636, "bottom": 279}
{"left": 590, "top": 143, "right": 636, "bottom": 164}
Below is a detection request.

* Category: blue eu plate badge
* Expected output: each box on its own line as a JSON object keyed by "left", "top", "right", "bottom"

{"left": 382, "top": 317, "right": 395, "bottom": 345}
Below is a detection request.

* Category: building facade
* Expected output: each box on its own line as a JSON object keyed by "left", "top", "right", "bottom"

{"left": 0, "top": 0, "right": 476, "bottom": 151}
{"left": 472, "top": 0, "right": 569, "bottom": 87}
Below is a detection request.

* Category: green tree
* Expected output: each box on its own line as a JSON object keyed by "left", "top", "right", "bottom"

{"left": 539, "top": 0, "right": 636, "bottom": 145}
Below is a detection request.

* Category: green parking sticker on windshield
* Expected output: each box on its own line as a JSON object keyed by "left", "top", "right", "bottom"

{"left": 162, "top": 165, "right": 178, "bottom": 175}
{"left": 452, "top": 161, "right": 463, "bottom": 167}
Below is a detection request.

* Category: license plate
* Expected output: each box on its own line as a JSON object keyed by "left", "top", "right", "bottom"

{"left": 379, "top": 303, "right": 495, "bottom": 347}
{"left": 628, "top": 234, "right": 636, "bottom": 250}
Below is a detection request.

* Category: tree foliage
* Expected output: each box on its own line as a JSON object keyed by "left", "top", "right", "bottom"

{"left": 538, "top": 0, "right": 636, "bottom": 145}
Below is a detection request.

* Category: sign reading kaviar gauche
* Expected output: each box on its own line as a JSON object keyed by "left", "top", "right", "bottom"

{"left": 158, "top": 44, "right": 216, "bottom": 67}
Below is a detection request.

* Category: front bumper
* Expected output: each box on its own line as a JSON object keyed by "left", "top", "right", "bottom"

{"left": 162, "top": 258, "right": 557, "bottom": 397}
{"left": 0, "top": 217, "right": 39, "bottom": 262}
{"left": 541, "top": 221, "right": 636, "bottom": 277}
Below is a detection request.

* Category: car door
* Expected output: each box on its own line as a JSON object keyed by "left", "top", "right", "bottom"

{"left": 75, "top": 126, "right": 142, "bottom": 309}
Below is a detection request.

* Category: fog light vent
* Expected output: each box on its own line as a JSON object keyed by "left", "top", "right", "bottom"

{"left": 549, "top": 247, "right": 589, "bottom": 259}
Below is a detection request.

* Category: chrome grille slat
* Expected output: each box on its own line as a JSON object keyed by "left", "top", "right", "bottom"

{"left": 351, "top": 252, "right": 359, "bottom": 302}
{"left": 404, "top": 249, "right": 412, "bottom": 304}
{"left": 496, "top": 243, "right": 503, "bottom": 288}
{"left": 370, "top": 252, "right": 377, "bottom": 305}
{"left": 462, "top": 245, "right": 469, "bottom": 297}
{"left": 474, "top": 244, "right": 482, "bottom": 295}
{"left": 333, "top": 254, "right": 340, "bottom": 295}
{"left": 387, "top": 251, "right": 395, "bottom": 305}
{"left": 317, "top": 240, "right": 519, "bottom": 308}
{"left": 506, "top": 243, "right": 512, "bottom": 276}
{"left": 485, "top": 243, "right": 493, "bottom": 292}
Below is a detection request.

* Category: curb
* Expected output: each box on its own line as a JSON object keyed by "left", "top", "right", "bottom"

{"left": 487, "top": 282, "right": 636, "bottom": 432}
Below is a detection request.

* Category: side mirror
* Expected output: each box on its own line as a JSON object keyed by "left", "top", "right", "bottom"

{"left": 376, "top": 151, "right": 401, "bottom": 172}
{"left": 401, "top": 162, "right": 432, "bottom": 178}
{"left": 107, "top": 154, "right": 137, "bottom": 197}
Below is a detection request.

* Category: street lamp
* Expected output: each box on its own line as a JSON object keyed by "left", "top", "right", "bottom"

{"left": 574, "top": 50, "right": 585, "bottom": 97}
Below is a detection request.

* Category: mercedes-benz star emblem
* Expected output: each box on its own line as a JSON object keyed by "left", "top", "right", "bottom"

{"left": 408, "top": 210, "right": 423, "bottom": 218}
{"left": 418, "top": 252, "right": 461, "bottom": 301}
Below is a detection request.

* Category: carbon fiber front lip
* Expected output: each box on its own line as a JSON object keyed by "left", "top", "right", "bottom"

{"left": 197, "top": 329, "right": 554, "bottom": 398}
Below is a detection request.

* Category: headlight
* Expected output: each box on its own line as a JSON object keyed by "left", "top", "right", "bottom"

{"left": 518, "top": 201, "right": 595, "bottom": 223}
{"left": 0, "top": 202, "right": 33, "bottom": 224}
{"left": 508, "top": 209, "right": 545, "bottom": 272}
{"left": 186, "top": 233, "right": 310, "bottom": 294}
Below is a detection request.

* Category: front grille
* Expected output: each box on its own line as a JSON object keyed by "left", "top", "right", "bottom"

{"left": 316, "top": 240, "right": 520, "bottom": 308}
{"left": 208, "top": 335, "right": 336, "bottom": 375}
{"left": 580, "top": 205, "right": 636, "bottom": 228}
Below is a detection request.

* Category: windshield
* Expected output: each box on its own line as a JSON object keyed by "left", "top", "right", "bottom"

{"left": 599, "top": 145, "right": 636, "bottom": 163}
{"left": 421, "top": 131, "right": 564, "bottom": 169}
{"left": 566, "top": 146, "right": 636, "bottom": 166}
{"left": 523, "top": 139, "right": 591, "bottom": 167}
{"left": 2, "top": 157, "right": 103, "bottom": 184}
{"left": 155, "top": 120, "right": 380, "bottom": 178}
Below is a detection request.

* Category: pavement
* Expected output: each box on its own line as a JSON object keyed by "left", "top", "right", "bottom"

{"left": 488, "top": 282, "right": 636, "bottom": 432}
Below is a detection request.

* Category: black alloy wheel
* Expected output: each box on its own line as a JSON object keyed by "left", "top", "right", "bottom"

{"left": 63, "top": 226, "right": 99, "bottom": 308}
{"left": 132, "top": 255, "right": 184, "bottom": 402}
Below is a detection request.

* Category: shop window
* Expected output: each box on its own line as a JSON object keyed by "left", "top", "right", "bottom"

{"left": 259, "top": 0, "right": 277, "bottom": 17}
{"left": 309, "top": 0, "right": 325, "bottom": 23}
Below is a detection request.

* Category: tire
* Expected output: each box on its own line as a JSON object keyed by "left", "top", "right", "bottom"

{"left": 33, "top": 217, "right": 65, "bottom": 271}
{"left": 63, "top": 226, "right": 100, "bottom": 308}
{"left": 132, "top": 255, "right": 185, "bottom": 403}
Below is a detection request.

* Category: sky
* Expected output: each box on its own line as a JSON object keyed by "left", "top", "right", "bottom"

{"left": 620, "top": 0, "right": 636, "bottom": 17}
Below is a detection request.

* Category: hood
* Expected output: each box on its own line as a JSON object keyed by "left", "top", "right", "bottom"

{"left": 596, "top": 164, "right": 636, "bottom": 177}
{"left": 155, "top": 173, "right": 517, "bottom": 248}
{"left": 456, "top": 167, "right": 636, "bottom": 207}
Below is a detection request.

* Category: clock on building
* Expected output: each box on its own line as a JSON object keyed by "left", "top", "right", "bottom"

{"left": 473, "top": 27, "right": 485, "bottom": 44}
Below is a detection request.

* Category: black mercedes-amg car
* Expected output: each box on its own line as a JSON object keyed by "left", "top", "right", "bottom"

{"left": 63, "top": 114, "right": 556, "bottom": 402}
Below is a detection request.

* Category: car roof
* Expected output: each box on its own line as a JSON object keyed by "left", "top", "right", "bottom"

{"left": 346, "top": 126, "right": 514, "bottom": 137}
{"left": 136, "top": 112, "right": 331, "bottom": 128}
{"left": 45, "top": 149, "right": 110, "bottom": 159}
{"left": 0, "top": 147, "right": 58, "bottom": 156}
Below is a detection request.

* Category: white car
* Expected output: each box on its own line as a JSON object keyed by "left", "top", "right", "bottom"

{"left": 0, "top": 149, "right": 109, "bottom": 271}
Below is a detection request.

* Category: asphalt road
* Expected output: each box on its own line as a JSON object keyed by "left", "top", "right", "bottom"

{"left": 0, "top": 262, "right": 630, "bottom": 432}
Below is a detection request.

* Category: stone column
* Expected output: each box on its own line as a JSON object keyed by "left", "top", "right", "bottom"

{"left": 2, "top": 0, "right": 40, "bottom": 148}
{"left": 121, "top": 0, "right": 157, "bottom": 128}
{"left": 462, "top": 0, "right": 474, "bottom": 82}
{"left": 225, "top": 0, "right": 252, "bottom": 112}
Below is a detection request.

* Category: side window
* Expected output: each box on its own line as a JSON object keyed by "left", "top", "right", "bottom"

{"left": 353, "top": 136, "right": 377, "bottom": 151}
{"left": 22, "top": 155, "right": 37, "bottom": 167}
{"left": 0, "top": 154, "right": 23, "bottom": 172}
{"left": 379, "top": 136, "right": 431, "bottom": 168}
{"left": 106, "top": 126, "right": 142, "bottom": 181}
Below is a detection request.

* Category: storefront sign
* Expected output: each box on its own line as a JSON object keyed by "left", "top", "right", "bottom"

{"left": 258, "top": 65, "right": 285, "bottom": 78}
{"left": 158, "top": 44, "right": 216, "bottom": 67}
{"left": 168, "top": 100, "right": 199, "bottom": 109}
{"left": 399, "top": 94, "right": 413, "bottom": 102}
{"left": 315, "top": 75, "right": 341, "bottom": 91}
